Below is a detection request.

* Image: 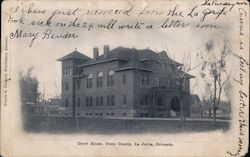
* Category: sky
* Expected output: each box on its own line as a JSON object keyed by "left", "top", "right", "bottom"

{"left": 9, "top": 0, "right": 238, "bottom": 101}
{"left": 13, "top": 29, "right": 232, "bottom": 101}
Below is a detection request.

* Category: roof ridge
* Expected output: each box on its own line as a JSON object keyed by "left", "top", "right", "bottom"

{"left": 57, "top": 50, "right": 92, "bottom": 61}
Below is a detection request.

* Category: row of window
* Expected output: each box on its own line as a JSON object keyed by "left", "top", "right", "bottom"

{"left": 65, "top": 76, "right": 187, "bottom": 91}
{"left": 140, "top": 113, "right": 149, "bottom": 117}
{"left": 68, "top": 112, "right": 149, "bottom": 117}
{"left": 62, "top": 67, "right": 72, "bottom": 75}
{"left": 139, "top": 74, "right": 182, "bottom": 89}
{"left": 65, "top": 95, "right": 164, "bottom": 108}
{"left": 85, "top": 112, "right": 115, "bottom": 116}
{"left": 84, "top": 95, "right": 119, "bottom": 107}
{"left": 153, "top": 77, "right": 189, "bottom": 89}
{"left": 82, "top": 112, "right": 148, "bottom": 117}
{"left": 65, "top": 95, "right": 126, "bottom": 107}
{"left": 140, "top": 75, "right": 149, "bottom": 86}
{"left": 140, "top": 95, "right": 149, "bottom": 106}
{"left": 86, "top": 71, "right": 127, "bottom": 88}
{"left": 80, "top": 112, "right": 128, "bottom": 116}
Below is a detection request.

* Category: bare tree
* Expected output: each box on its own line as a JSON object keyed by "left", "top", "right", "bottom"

{"left": 159, "top": 46, "right": 200, "bottom": 122}
{"left": 53, "top": 81, "right": 62, "bottom": 98}
{"left": 202, "top": 82, "right": 213, "bottom": 118}
{"left": 223, "top": 73, "right": 232, "bottom": 118}
{"left": 200, "top": 39, "right": 232, "bottom": 125}
{"left": 19, "top": 67, "right": 40, "bottom": 116}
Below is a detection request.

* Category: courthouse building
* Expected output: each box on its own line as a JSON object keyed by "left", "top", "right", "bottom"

{"left": 57, "top": 45, "right": 194, "bottom": 118}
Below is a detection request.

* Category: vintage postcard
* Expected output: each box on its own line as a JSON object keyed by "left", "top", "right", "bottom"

{"left": 1, "top": 0, "right": 249, "bottom": 156}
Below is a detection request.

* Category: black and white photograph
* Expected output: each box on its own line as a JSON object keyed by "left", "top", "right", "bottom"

{"left": 1, "top": 0, "right": 249, "bottom": 156}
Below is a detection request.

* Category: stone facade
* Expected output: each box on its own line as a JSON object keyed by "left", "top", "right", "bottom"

{"left": 58, "top": 46, "right": 193, "bottom": 118}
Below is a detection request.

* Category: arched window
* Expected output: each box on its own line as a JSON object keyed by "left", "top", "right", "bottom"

{"left": 87, "top": 73, "right": 93, "bottom": 88}
{"left": 107, "top": 70, "right": 115, "bottom": 86}
{"left": 97, "top": 72, "right": 103, "bottom": 87}
{"left": 153, "top": 77, "right": 160, "bottom": 87}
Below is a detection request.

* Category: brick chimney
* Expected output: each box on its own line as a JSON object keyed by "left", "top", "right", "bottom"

{"left": 93, "top": 47, "right": 99, "bottom": 60}
{"left": 103, "top": 45, "right": 109, "bottom": 59}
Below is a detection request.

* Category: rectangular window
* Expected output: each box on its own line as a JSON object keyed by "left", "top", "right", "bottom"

{"left": 65, "top": 98, "right": 68, "bottom": 107}
{"left": 167, "top": 79, "right": 171, "bottom": 87}
{"left": 77, "top": 97, "right": 80, "bottom": 107}
{"left": 65, "top": 67, "right": 68, "bottom": 75}
{"left": 96, "top": 96, "right": 99, "bottom": 106}
{"left": 86, "top": 97, "right": 89, "bottom": 106}
{"left": 90, "top": 97, "right": 93, "bottom": 106}
{"left": 145, "top": 95, "right": 148, "bottom": 106}
{"left": 140, "top": 74, "right": 149, "bottom": 86}
{"left": 140, "top": 75, "right": 143, "bottom": 86}
{"left": 140, "top": 97, "right": 144, "bottom": 106}
{"left": 145, "top": 75, "right": 149, "bottom": 85}
{"left": 122, "top": 94, "right": 127, "bottom": 105}
{"left": 77, "top": 81, "right": 80, "bottom": 90}
{"left": 107, "top": 96, "right": 111, "bottom": 106}
{"left": 65, "top": 82, "right": 68, "bottom": 91}
{"left": 68, "top": 68, "right": 71, "bottom": 75}
{"left": 107, "top": 76, "right": 110, "bottom": 86}
{"left": 111, "top": 95, "right": 115, "bottom": 106}
{"left": 100, "top": 96, "right": 103, "bottom": 106}
{"left": 122, "top": 74, "right": 127, "bottom": 85}
{"left": 63, "top": 68, "right": 65, "bottom": 75}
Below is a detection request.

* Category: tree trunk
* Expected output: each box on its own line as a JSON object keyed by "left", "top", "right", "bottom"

{"left": 208, "top": 102, "right": 211, "bottom": 118}
{"left": 212, "top": 79, "right": 217, "bottom": 127}
{"left": 180, "top": 85, "right": 184, "bottom": 123}
{"left": 75, "top": 115, "right": 79, "bottom": 130}
{"left": 228, "top": 102, "right": 231, "bottom": 118}
{"left": 152, "top": 90, "right": 156, "bottom": 117}
{"left": 200, "top": 103, "right": 203, "bottom": 118}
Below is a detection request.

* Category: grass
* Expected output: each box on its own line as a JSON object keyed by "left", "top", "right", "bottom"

{"left": 23, "top": 116, "right": 230, "bottom": 134}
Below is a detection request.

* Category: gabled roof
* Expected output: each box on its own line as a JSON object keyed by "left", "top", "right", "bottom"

{"left": 57, "top": 50, "right": 91, "bottom": 61}
{"left": 78, "top": 58, "right": 128, "bottom": 67}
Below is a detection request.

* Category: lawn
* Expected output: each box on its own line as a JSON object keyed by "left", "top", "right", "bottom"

{"left": 23, "top": 116, "right": 230, "bottom": 134}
